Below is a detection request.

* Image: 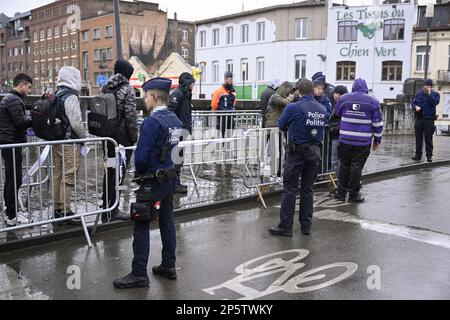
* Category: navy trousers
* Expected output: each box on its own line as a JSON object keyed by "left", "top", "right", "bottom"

{"left": 132, "top": 179, "right": 176, "bottom": 277}
{"left": 279, "top": 142, "right": 321, "bottom": 232}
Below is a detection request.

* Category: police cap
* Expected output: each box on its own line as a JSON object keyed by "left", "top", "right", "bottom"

{"left": 142, "top": 77, "right": 172, "bottom": 93}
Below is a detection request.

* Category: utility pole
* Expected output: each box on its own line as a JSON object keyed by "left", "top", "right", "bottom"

{"left": 114, "top": 0, "right": 123, "bottom": 59}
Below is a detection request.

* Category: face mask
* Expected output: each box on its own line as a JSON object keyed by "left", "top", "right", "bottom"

{"left": 224, "top": 83, "right": 233, "bottom": 91}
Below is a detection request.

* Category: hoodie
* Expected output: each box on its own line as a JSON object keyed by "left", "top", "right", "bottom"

{"left": 56, "top": 66, "right": 86, "bottom": 139}
{"left": 265, "top": 81, "right": 295, "bottom": 128}
{"left": 102, "top": 73, "right": 138, "bottom": 146}
{"left": 335, "top": 79, "right": 383, "bottom": 147}
{"left": 168, "top": 73, "right": 195, "bottom": 134}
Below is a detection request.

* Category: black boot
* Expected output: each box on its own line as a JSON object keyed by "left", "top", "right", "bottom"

{"left": 268, "top": 225, "right": 292, "bottom": 237}
{"left": 113, "top": 273, "right": 150, "bottom": 289}
{"left": 334, "top": 192, "right": 346, "bottom": 202}
{"left": 152, "top": 265, "right": 177, "bottom": 280}
{"left": 427, "top": 157, "right": 433, "bottom": 163}
{"left": 174, "top": 184, "right": 188, "bottom": 194}
{"left": 412, "top": 155, "right": 422, "bottom": 161}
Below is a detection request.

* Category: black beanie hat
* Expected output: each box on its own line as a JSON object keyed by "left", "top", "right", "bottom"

{"left": 114, "top": 59, "right": 134, "bottom": 80}
{"left": 179, "top": 72, "right": 195, "bottom": 87}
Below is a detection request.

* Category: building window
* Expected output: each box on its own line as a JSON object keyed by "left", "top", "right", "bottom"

{"left": 47, "top": 44, "right": 52, "bottom": 54}
{"left": 226, "top": 60, "right": 234, "bottom": 74}
{"left": 47, "top": 27, "right": 52, "bottom": 38}
{"left": 338, "top": 21, "right": 358, "bottom": 42}
{"left": 256, "top": 57, "right": 265, "bottom": 81}
{"left": 54, "top": 43, "right": 60, "bottom": 52}
{"left": 226, "top": 27, "right": 233, "bottom": 45}
{"left": 200, "top": 62, "right": 206, "bottom": 82}
{"left": 212, "top": 61, "right": 220, "bottom": 83}
{"left": 383, "top": 19, "right": 405, "bottom": 41}
{"left": 295, "top": 55, "right": 307, "bottom": 80}
{"left": 34, "top": 46, "right": 39, "bottom": 56}
{"left": 40, "top": 29, "right": 45, "bottom": 40}
{"left": 82, "top": 51, "right": 89, "bottom": 80}
{"left": 71, "top": 40, "right": 77, "bottom": 50}
{"left": 182, "top": 29, "right": 188, "bottom": 41}
{"left": 416, "top": 46, "right": 430, "bottom": 72}
{"left": 54, "top": 25, "right": 60, "bottom": 37}
{"left": 106, "top": 25, "right": 113, "bottom": 38}
{"left": 295, "top": 18, "right": 307, "bottom": 39}
{"left": 382, "top": 61, "right": 403, "bottom": 81}
{"left": 336, "top": 61, "right": 356, "bottom": 81}
{"left": 213, "top": 28, "right": 219, "bottom": 46}
{"left": 81, "top": 30, "right": 89, "bottom": 41}
{"left": 94, "top": 48, "right": 113, "bottom": 61}
{"left": 241, "top": 24, "right": 249, "bottom": 43}
{"left": 63, "top": 41, "right": 69, "bottom": 52}
{"left": 181, "top": 47, "right": 189, "bottom": 59}
{"left": 199, "top": 30, "right": 206, "bottom": 48}
{"left": 94, "top": 49, "right": 100, "bottom": 61}
{"left": 33, "top": 31, "right": 38, "bottom": 41}
{"left": 93, "top": 28, "right": 101, "bottom": 40}
{"left": 62, "top": 23, "right": 68, "bottom": 35}
{"left": 257, "top": 22, "right": 265, "bottom": 42}
{"left": 40, "top": 46, "right": 45, "bottom": 54}
{"left": 241, "top": 58, "right": 249, "bottom": 81}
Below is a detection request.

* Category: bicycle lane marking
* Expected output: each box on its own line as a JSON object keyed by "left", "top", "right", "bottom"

{"left": 315, "top": 209, "right": 450, "bottom": 250}
{"left": 0, "top": 264, "right": 50, "bottom": 300}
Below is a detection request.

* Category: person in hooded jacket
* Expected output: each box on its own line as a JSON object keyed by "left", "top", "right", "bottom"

{"left": 101, "top": 59, "right": 139, "bottom": 222}
{"left": 334, "top": 78, "right": 383, "bottom": 203}
{"left": 53, "top": 66, "right": 87, "bottom": 226}
{"left": 260, "top": 78, "right": 281, "bottom": 128}
{"left": 168, "top": 72, "right": 195, "bottom": 194}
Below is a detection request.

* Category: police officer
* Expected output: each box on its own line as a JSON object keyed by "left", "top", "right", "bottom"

{"left": 168, "top": 72, "right": 195, "bottom": 194}
{"left": 269, "top": 79, "right": 328, "bottom": 237}
{"left": 412, "top": 79, "right": 441, "bottom": 163}
{"left": 113, "top": 77, "right": 182, "bottom": 289}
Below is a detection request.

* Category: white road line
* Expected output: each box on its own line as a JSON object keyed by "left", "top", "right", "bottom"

{"left": 0, "top": 264, "right": 50, "bottom": 300}
{"left": 315, "top": 209, "right": 450, "bottom": 250}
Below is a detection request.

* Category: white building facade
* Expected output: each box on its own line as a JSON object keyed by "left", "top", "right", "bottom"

{"left": 326, "top": 0, "right": 416, "bottom": 101}
{"left": 194, "top": 1, "right": 329, "bottom": 100}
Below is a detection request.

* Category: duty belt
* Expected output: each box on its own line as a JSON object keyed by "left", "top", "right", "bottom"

{"left": 133, "top": 167, "right": 178, "bottom": 183}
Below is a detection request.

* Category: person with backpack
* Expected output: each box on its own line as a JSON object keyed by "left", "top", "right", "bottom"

{"left": 53, "top": 66, "right": 86, "bottom": 226}
{"left": 99, "top": 59, "right": 138, "bottom": 222}
{"left": 167, "top": 72, "right": 195, "bottom": 195}
{"left": 212, "top": 72, "right": 237, "bottom": 138}
{"left": 0, "top": 73, "right": 33, "bottom": 227}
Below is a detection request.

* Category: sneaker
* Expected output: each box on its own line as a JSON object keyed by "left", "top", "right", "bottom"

{"left": 152, "top": 265, "right": 177, "bottom": 280}
{"left": 6, "top": 215, "right": 32, "bottom": 227}
{"left": 58, "top": 210, "right": 82, "bottom": 226}
{"left": 113, "top": 273, "right": 150, "bottom": 289}
{"left": 174, "top": 184, "right": 188, "bottom": 194}
{"left": 427, "top": 157, "right": 433, "bottom": 163}
{"left": 348, "top": 194, "right": 365, "bottom": 203}
{"left": 110, "top": 209, "right": 129, "bottom": 222}
{"left": 268, "top": 225, "right": 293, "bottom": 237}
{"left": 412, "top": 155, "right": 422, "bottom": 161}
{"left": 17, "top": 213, "right": 32, "bottom": 224}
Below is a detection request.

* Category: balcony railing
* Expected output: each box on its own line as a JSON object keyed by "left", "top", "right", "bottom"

{"left": 438, "top": 70, "right": 450, "bottom": 84}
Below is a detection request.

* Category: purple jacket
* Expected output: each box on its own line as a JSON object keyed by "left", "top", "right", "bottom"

{"left": 335, "top": 79, "right": 383, "bottom": 147}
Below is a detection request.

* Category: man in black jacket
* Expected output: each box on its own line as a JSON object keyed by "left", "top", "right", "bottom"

{"left": 260, "top": 78, "right": 280, "bottom": 128}
{"left": 167, "top": 72, "right": 195, "bottom": 194}
{"left": 0, "top": 74, "right": 33, "bottom": 227}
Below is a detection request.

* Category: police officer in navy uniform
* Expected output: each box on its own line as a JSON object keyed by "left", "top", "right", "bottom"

{"left": 114, "top": 77, "right": 182, "bottom": 289}
{"left": 269, "top": 79, "right": 328, "bottom": 237}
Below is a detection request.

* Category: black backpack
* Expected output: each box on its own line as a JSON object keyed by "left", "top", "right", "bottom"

{"left": 31, "top": 93, "right": 67, "bottom": 141}
{"left": 88, "top": 86, "right": 123, "bottom": 138}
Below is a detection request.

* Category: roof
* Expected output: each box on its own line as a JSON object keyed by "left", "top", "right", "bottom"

{"left": 9, "top": 11, "right": 31, "bottom": 21}
{"left": 195, "top": 0, "right": 326, "bottom": 25}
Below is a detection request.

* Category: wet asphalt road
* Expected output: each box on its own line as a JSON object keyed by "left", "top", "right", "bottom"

{"left": 0, "top": 166, "right": 449, "bottom": 300}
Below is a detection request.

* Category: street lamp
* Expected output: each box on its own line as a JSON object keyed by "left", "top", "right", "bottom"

{"left": 114, "top": 0, "right": 123, "bottom": 59}
{"left": 424, "top": 3, "right": 434, "bottom": 80}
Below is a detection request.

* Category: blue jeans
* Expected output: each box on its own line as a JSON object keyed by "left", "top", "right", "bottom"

{"left": 132, "top": 179, "right": 176, "bottom": 277}
{"left": 331, "top": 139, "right": 340, "bottom": 177}
{"left": 279, "top": 143, "right": 321, "bottom": 231}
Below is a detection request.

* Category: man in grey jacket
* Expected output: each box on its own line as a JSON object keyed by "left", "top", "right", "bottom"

{"left": 53, "top": 66, "right": 87, "bottom": 226}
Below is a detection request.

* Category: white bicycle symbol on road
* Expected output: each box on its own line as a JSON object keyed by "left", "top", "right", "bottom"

{"left": 203, "top": 249, "right": 358, "bottom": 300}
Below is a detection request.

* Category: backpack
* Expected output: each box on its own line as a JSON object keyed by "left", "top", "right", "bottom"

{"left": 31, "top": 93, "right": 67, "bottom": 141}
{"left": 88, "top": 86, "right": 122, "bottom": 138}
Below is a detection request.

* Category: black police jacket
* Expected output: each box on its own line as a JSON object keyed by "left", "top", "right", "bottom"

{"left": 0, "top": 90, "right": 32, "bottom": 143}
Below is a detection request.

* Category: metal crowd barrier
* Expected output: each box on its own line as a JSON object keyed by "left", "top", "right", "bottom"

{"left": 0, "top": 137, "right": 120, "bottom": 247}
{"left": 191, "top": 111, "right": 262, "bottom": 140}
{"left": 243, "top": 127, "right": 336, "bottom": 208}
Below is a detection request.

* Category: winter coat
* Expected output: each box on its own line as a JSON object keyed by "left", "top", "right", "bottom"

{"left": 265, "top": 81, "right": 294, "bottom": 128}
{"left": 260, "top": 85, "right": 277, "bottom": 127}
{"left": 0, "top": 90, "right": 32, "bottom": 143}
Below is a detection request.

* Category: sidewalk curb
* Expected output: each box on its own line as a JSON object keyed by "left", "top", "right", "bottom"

{"left": 1, "top": 159, "right": 449, "bottom": 253}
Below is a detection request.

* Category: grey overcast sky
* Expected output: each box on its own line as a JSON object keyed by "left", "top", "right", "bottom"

{"left": 1, "top": 0, "right": 430, "bottom": 21}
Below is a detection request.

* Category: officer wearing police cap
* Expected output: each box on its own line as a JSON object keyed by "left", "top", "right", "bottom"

{"left": 114, "top": 77, "right": 183, "bottom": 289}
